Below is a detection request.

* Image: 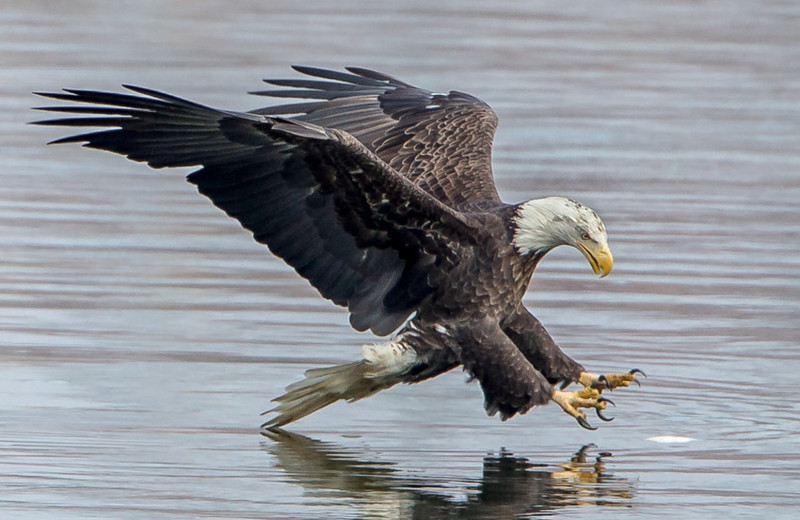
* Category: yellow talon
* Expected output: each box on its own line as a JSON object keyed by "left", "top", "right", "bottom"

{"left": 579, "top": 369, "right": 645, "bottom": 391}
{"left": 552, "top": 388, "right": 614, "bottom": 430}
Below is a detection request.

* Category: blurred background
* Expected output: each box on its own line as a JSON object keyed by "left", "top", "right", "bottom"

{"left": 2, "top": 1, "right": 799, "bottom": 518}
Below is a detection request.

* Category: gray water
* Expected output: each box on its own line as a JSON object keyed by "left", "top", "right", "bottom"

{"left": 2, "top": 1, "right": 799, "bottom": 518}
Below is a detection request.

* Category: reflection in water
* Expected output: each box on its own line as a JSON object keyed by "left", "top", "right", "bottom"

{"left": 263, "top": 429, "right": 633, "bottom": 518}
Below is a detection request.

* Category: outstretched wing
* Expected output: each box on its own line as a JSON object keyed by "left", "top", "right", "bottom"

{"left": 34, "top": 86, "right": 479, "bottom": 335}
{"left": 251, "top": 66, "right": 501, "bottom": 208}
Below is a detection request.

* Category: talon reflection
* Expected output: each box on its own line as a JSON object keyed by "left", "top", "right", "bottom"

{"left": 263, "top": 430, "right": 634, "bottom": 517}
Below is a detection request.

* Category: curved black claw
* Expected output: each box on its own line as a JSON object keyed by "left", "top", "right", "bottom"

{"left": 596, "top": 397, "right": 615, "bottom": 422}
{"left": 629, "top": 368, "right": 646, "bottom": 387}
{"left": 577, "top": 416, "right": 598, "bottom": 431}
{"left": 598, "top": 396, "right": 615, "bottom": 407}
{"left": 596, "top": 409, "right": 615, "bottom": 422}
{"left": 592, "top": 375, "right": 611, "bottom": 390}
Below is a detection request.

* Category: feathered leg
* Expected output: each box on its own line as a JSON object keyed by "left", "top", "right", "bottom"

{"left": 450, "top": 317, "right": 554, "bottom": 421}
{"left": 500, "top": 306, "right": 584, "bottom": 385}
{"left": 501, "top": 305, "right": 643, "bottom": 429}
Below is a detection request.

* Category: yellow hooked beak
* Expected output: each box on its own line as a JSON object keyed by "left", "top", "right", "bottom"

{"left": 577, "top": 242, "right": 614, "bottom": 278}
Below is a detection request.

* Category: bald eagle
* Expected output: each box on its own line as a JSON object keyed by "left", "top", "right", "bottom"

{"left": 34, "top": 66, "right": 642, "bottom": 430}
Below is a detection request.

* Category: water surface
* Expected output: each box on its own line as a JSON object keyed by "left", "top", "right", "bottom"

{"left": 2, "top": 1, "right": 799, "bottom": 518}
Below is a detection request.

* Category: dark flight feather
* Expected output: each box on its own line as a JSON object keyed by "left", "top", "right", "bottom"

{"left": 34, "top": 85, "right": 478, "bottom": 335}
{"left": 252, "top": 66, "right": 501, "bottom": 207}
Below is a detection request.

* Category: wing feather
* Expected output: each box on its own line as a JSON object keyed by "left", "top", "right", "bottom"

{"left": 252, "top": 66, "right": 501, "bottom": 208}
{"left": 34, "top": 86, "right": 478, "bottom": 335}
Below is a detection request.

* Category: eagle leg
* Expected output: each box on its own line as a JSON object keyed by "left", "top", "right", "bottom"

{"left": 577, "top": 369, "right": 645, "bottom": 391}
{"left": 552, "top": 387, "right": 614, "bottom": 430}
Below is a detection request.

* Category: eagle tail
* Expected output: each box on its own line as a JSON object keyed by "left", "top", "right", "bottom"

{"left": 261, "top": 339, "right": 419, "bottom": 430}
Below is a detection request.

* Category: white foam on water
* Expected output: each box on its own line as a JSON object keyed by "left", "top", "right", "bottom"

{"left": 647, "top": 436, "right": 695, "bottom": 444}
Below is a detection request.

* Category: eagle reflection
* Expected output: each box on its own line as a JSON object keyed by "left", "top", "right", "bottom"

{"left": 262, "top": 430, "right": 633, "bottom": 518}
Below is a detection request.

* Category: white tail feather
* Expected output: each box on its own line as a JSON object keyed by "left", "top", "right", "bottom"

{"left": 262, "top": 339, "right": 418, "bottom": 429}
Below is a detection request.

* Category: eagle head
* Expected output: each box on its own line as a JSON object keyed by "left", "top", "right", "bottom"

{"left": 512, "top": 196, "right": 613, "bottom": 277}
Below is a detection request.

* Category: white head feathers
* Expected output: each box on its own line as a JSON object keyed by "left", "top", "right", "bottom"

{"left": 512, "top": 196, "right": 608, "bottom": 256}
